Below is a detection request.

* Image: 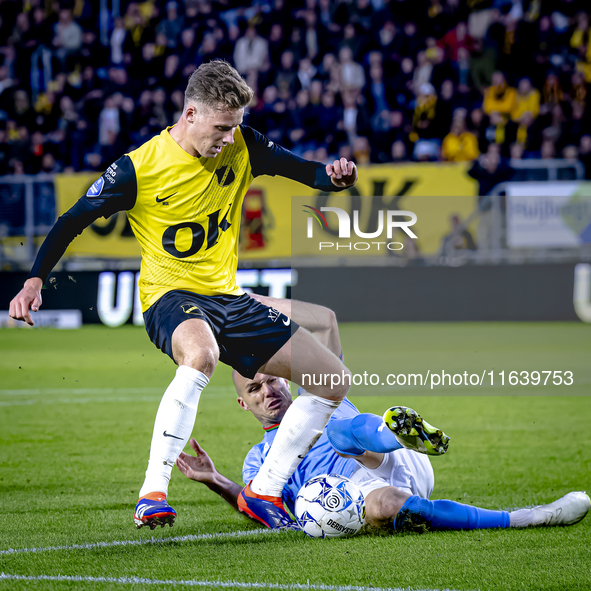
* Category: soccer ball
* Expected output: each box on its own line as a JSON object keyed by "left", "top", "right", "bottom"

{"left": 294, "top": 474, "right": 366, "bottom": 538}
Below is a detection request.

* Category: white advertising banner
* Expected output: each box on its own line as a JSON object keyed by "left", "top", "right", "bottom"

{"left": 506, "top": 183, "right": 591, "bottom": 248}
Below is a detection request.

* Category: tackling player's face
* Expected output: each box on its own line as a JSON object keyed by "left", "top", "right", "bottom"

{"left": 237, "top": 373, "right": 293, "bottom": 427}
{"left": 188, "top": 103, "right": 244, "bottom": 158}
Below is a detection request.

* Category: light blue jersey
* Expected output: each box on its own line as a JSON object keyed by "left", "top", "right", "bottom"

{"left": 242, "top": 398, "right": 359, "bottom": 514}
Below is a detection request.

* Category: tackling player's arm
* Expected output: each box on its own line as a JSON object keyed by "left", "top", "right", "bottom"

{"left": 241, "top": 126, "right": 357, "bottom": 191}
{"left": 176, "top": 438, "right": 243, "bottom": 511}
{"left": 9, "top": 156, "right": 137, "bottom": 325}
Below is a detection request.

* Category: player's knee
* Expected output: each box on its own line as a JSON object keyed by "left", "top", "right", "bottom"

{"left": 366, "top": 487, "right": 410, "bottom": 527}
{"left": 178, "top": 344, "right": 219, "bottom": 376}
{"left": 333, "top": 366, "right": 351, "bottom": 398}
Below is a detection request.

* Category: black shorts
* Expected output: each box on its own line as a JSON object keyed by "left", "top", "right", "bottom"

{"left": 143, "top": 290, "right": 299, "bottom": 378}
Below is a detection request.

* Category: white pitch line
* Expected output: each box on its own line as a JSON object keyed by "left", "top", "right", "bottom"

{"left": 0, "top": 574, "right": 464, "bottom": 591}
{"left": 0, "top": 387, "right": 234, "bottom": 406}
{"left": 0, "top": 387, "right": 233, "bottom": 396}
{"left": 0, "top": 529, "right": 278, "bottom": 556}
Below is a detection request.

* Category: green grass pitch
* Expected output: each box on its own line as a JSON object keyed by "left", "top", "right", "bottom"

{"left": 0, "top": 322, "right": 590, "bottom": 591}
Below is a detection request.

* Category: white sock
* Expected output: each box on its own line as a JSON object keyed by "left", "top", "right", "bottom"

{"left": 509, "top": 508, "right": 534, "bottom": 527}
{"left": 139, "top": 365, "right": 209, "bottom": 498}
{"left": 251, "top": 393, "right": 341, "bottom": 496}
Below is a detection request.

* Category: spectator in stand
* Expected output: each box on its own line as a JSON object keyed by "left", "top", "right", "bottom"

{"left": 296, "top": 57, "right": 316, "bottom": 91}
{"left": 560, "top": 102, "right": 590, "bottom": 152}
{"left": 411, "top": 83, "right": 439, "bottom": 159}
{"left": 157, "top": 1, "right": 184, "bottom": 50}
{"left": 288, "top": 89, "right": 318, "bottom": 152}
{"left": 391, "top": 139, "right": 408, "bottom": 163}
{"left": 570, "top": 71, "right": 587, "bottom": 108}
{"left": 570, "top": 11, "right": 591, "bottom": 82}
{"left": 131, "top": 90, "right": 154, "bottom": 144}
{"left": 315, "top": 52, "right": 336, "bottom": 85}
{"left": 401, "top": 21, "right": 424, "bottom": 60}
{"left": 539, "top": 103, "right": 567, "bottom": 154}
{"left": 442, "top": 113, "right": 480, "bottom": 162}
{"left": 53, "top": 9, "right": 83, "bottom": 72}
{"left": 469, "top": 107, "right": 487, "bottom": 153}
{"left": 339, "top": 23, "right": 364, "bottom": 62}
{"left": 339, "top": 46, "right": 365, "bottom": 93}
{"left": 259, "top": 84, "right": 290, "bottom": 145}
{"left": 352, "top": 136, "right": 371, "bottom": 165}
{"left": 579, "top": 135, "right": 591, "bottom": 179}
{"left": 10, "top": 90, "right": 36, "bottom": 129}
{"left": 110, "top": 18, "right": 127, "bottom": 66}
{"left": 315, "top": 90, "right": 345, "bottom": 153}
{"left": 302, "top": 10, "right": 320, "bottom": 62}
{"left": 341, "top": 87, "right": 371, "bottom": 145}
{"left": 267, "top": 24, "right": 287, "bottom": 70}
{"left": 440, "top": 214, "right": 477, "bottom": 256}
{"left": 197, "top": 33, "right": 220, "bottom": 67}
{"left": 540, "top": 140, "right": 556, "bottom": 159}
{"left": 178, "top": 28, "right": 198, "bottom": 76}
{"left": 309, "top": 80, "right": 323, "bottom": 108}
{"left": 376, "top": 21, "right": 404, "bottom": 65}
{"left": 434, "top": 79, "right": 455, "bottom": 139}
{"left": 540, "top": 72, "right": 564, "bottom": 117}
{"left": 562, "top": 145, "right": 579, "bottom": 161}
{"left": 468, "top": 144, "right": 512, "bottom": 250}
{"left": 389, "top": 57, "right": 415, "bottom": 116}
{"left": 0, "top": 0, "right": 590, "bottom": 173}
{"left": 509, "top": 141, "right": 525, "bottom": 164}
{"left": 483, "top": 72, "right": 517, "bottom": 119}
{"left": 364, "top": 60, "right": 394, "bottom": 119}
{"left": 509, "top": 77, "right": 540, "bottom": 150}
{"left": 163, "top": 54, "right": 183, "bottom": 91}
{"left": 275, "top": 50, "right": 299, "bottom": 99}
{"left": 413, "top": 51, "right": 433, "bottom": 95}
{"left": 438, "top": 21, "right": 474, "bottom": 62}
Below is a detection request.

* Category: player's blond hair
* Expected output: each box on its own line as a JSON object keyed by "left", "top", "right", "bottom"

{"left": 185, "top": 60, "right": 253, "bottom": 110}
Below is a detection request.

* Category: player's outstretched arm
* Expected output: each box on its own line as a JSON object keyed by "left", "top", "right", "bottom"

{"left": 9, "top": 277, "right": 43, "bottom": 326}
{"left": 241, "top": 126, "right": 357, "bottom": 191}
{"left": 8, "top": 156, "right": 136, "bottom": 326}
{"left": 176, "top": 438, "right": 242, "bottom": 510}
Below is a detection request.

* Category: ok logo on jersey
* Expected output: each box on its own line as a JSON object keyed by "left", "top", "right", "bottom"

{"left": 162, "top": 206, "right": 231, "bottom": 258}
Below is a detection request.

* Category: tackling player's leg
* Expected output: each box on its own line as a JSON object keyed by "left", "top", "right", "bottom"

{"left": 326, "top": 408, "right": 450, "bottom": 458}
{"left": 363, "top": 487, "right": 590, "bottom": 532}
{"left": 135, "top": 318, "right": 218, "bottom": 529}
{"left": 238, "top": 326, "right": 350, "bottom": 527}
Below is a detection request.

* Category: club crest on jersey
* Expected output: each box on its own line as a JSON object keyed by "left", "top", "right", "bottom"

{"left": 215, "top": 165, "right": 235, "bottom": 187}
{"left": 268, "top": 308, "right": 280, "bottom": 322}
{"left": 86, "top": 177, "right": 105, "bottom": 197}
{"left": 181, "top": 304, "right": 204, "bottom": 316}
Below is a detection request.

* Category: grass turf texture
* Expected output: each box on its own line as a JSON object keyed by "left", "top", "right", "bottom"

{"left": 0, "top": 322, "right": 590, "bottom": 591}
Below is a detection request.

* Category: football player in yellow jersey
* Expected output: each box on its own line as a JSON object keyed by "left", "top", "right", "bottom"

{"left": 9, "top": 60, "right": 358, "bottom": 530}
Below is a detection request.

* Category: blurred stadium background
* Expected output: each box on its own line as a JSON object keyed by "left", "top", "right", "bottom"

{"left": 0, "top": 0, "right": 590, "bottom": 325}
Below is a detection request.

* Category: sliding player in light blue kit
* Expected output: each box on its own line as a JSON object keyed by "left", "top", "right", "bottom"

{"left": 177, "top": 295, "right": 590, "bottom": 532}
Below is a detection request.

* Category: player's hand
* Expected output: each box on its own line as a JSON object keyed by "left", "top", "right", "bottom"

{"left": 9, "top": 277, "right": 43, "bottom": 326}
{"left": 326, "top": 158, "right": 357, "bottom": 188}
{"left": 176, "top": 438, "right": 217, "bottom": 484}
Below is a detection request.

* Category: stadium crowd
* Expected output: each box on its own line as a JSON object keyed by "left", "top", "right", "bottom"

{"left": 0, "top": 0, "right": 590, "bottom": 176}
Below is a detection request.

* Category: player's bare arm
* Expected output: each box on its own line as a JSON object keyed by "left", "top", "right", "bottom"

{"left": 9, "top": 277, "right": 43, "bottom": 326}
{"left": 176, "top": 431, "right": 410, "bottom": 529}
{"left": 176, "top": 439, "right": 242, "bottom": 510}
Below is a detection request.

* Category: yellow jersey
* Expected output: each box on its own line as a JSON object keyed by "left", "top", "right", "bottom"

{"left": 30, "top": 125, "right": 342, "bottom": 311}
